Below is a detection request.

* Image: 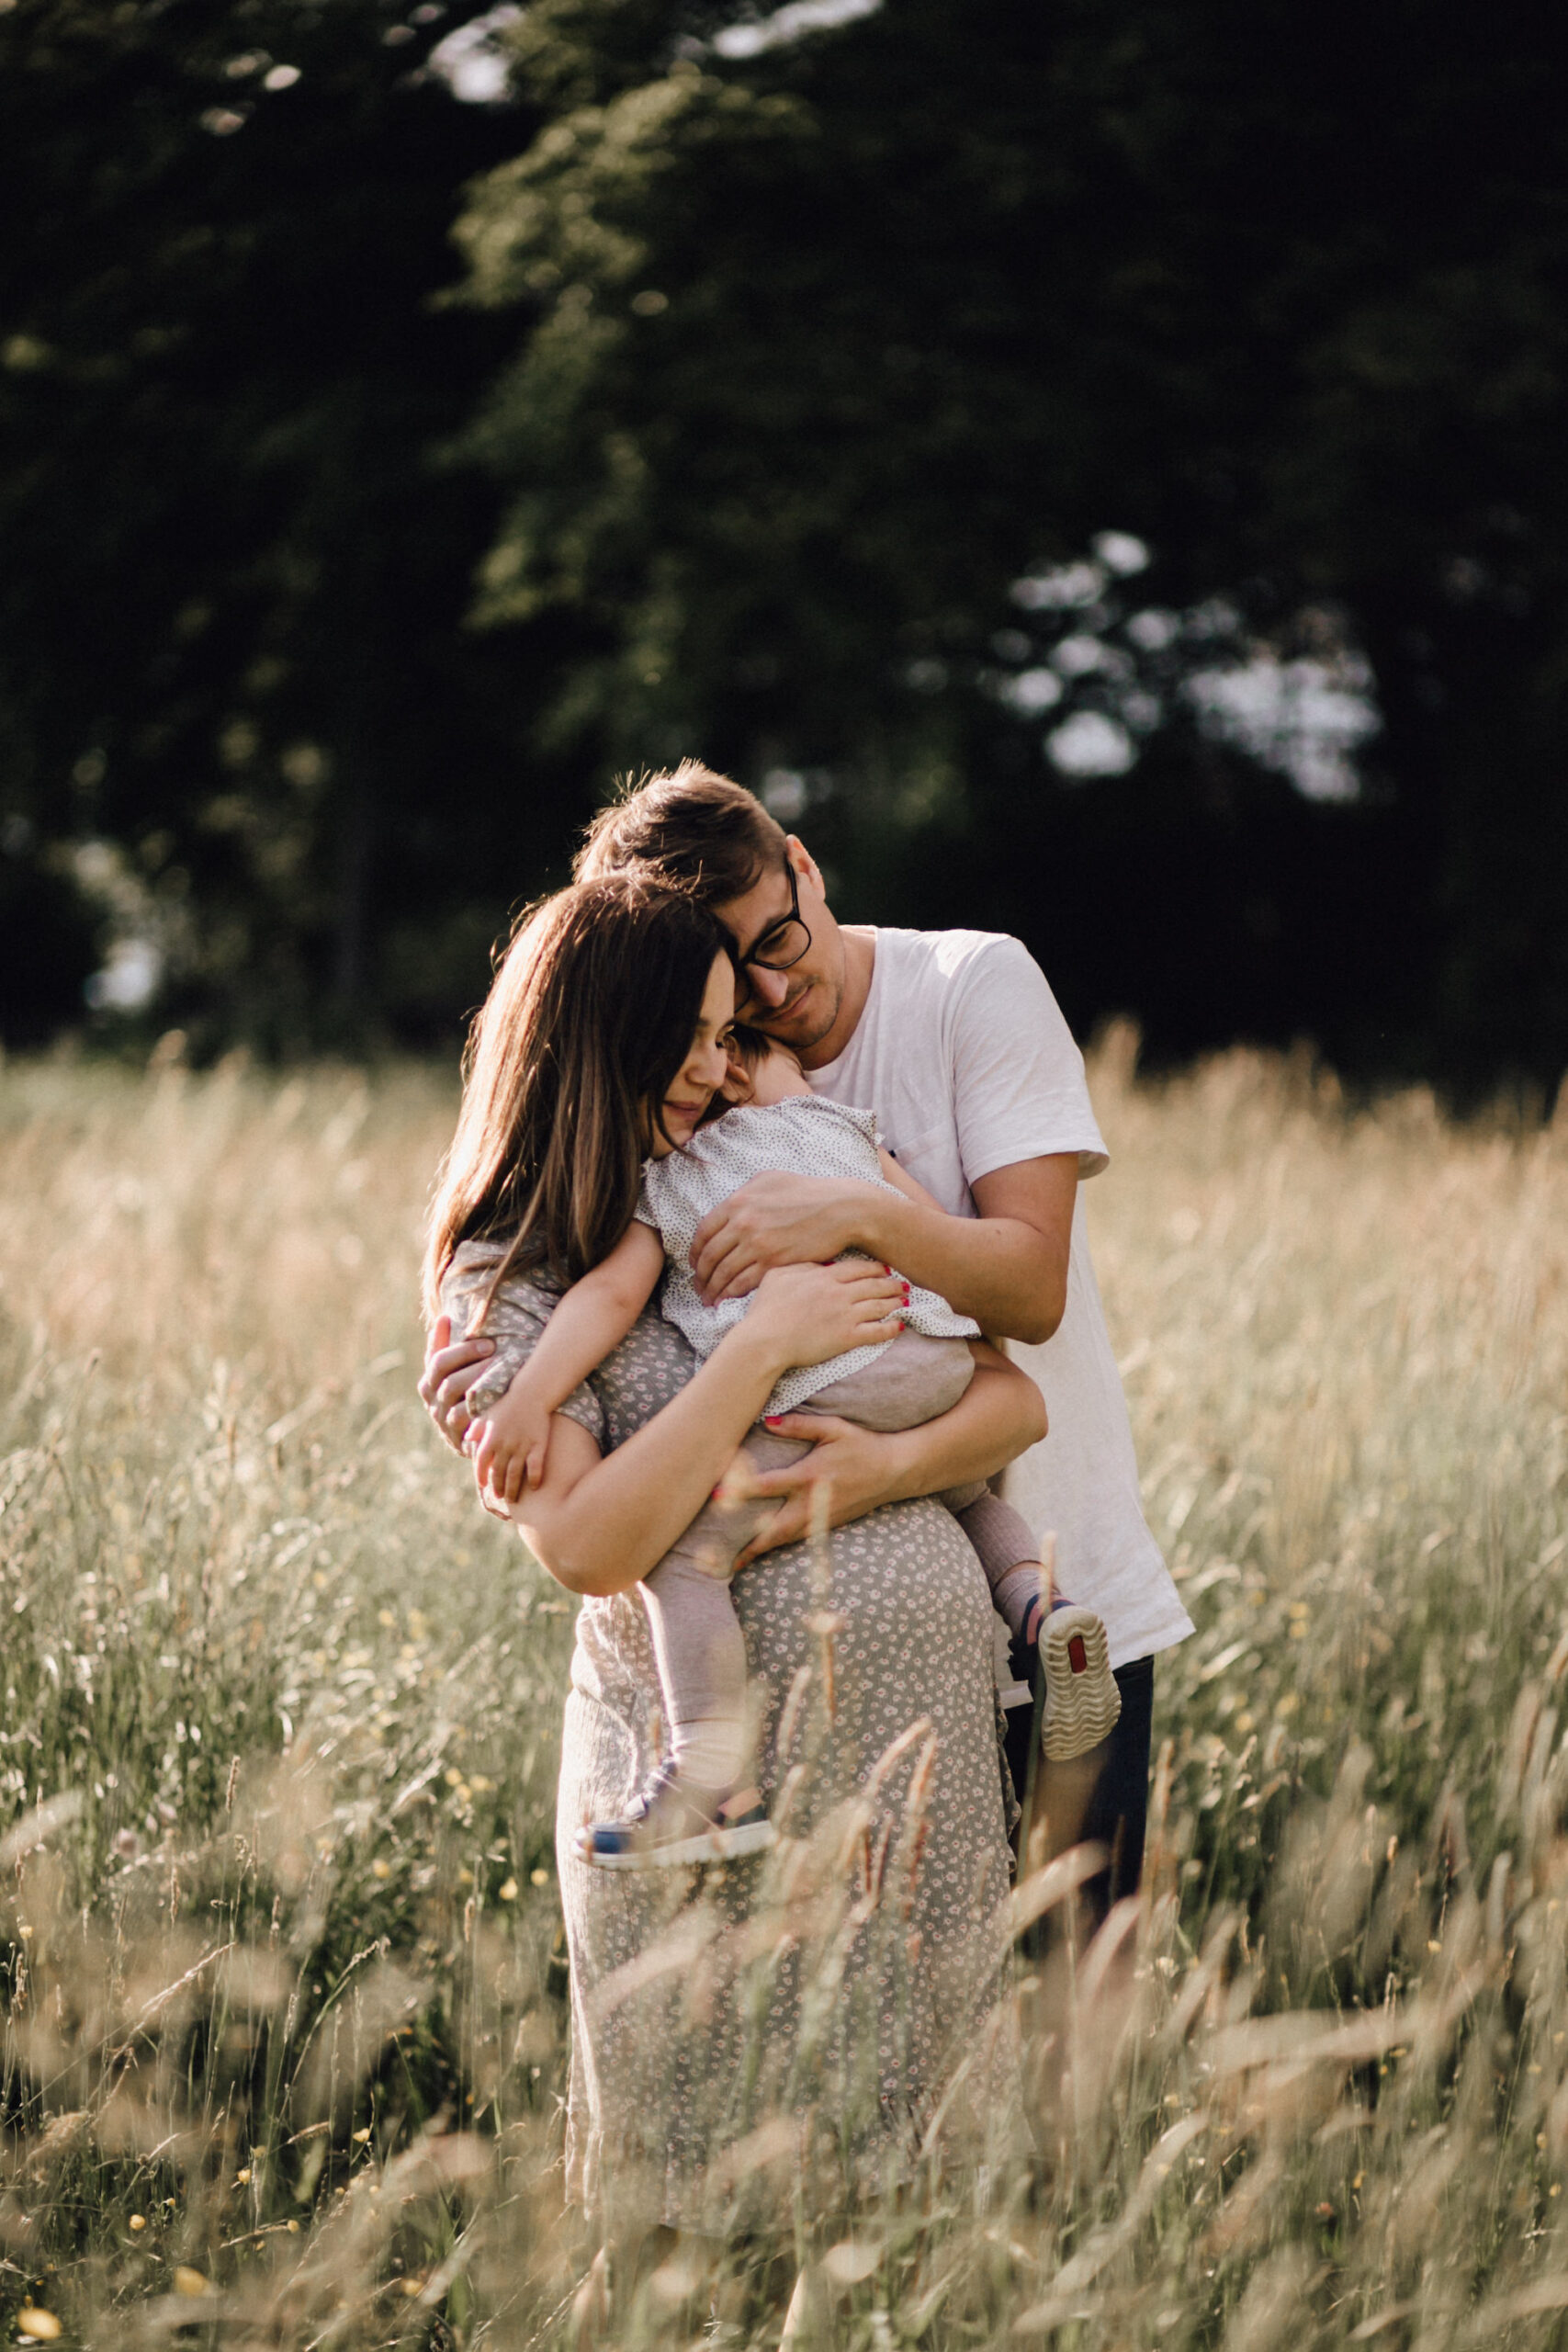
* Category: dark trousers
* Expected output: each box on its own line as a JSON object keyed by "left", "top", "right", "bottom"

{"left": 1003, "top": 1654, "right": 1156, "bottom": 1927}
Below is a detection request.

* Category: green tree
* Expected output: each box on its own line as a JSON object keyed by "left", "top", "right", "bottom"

{"left": 455, "top": 0, "right": 1568, "bottom": 1085}
{"left": 1, "top": 0, "right": 529, "bottom": 1048}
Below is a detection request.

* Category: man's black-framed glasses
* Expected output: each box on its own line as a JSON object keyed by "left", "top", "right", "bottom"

{"left": 739, "top": 861, "right": 812, "bottom": 973}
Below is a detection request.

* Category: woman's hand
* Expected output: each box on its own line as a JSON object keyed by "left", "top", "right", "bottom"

{"left": 741, "top": 1257, "right": 907, "bottom": 1374}
{"left": 418, "top": 1313, "right": 496, "bottom": 1452}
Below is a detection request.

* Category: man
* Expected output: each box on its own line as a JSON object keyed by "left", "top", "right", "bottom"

{"left": 425, "top": 761, "right": 1191, "bottom": 1904}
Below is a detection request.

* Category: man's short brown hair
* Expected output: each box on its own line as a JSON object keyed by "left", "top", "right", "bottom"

{"left": 574, "top": 759, "right": 787, "bottom": 904}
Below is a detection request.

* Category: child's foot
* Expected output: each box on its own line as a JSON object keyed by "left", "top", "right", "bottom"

{"left": 1004, "top": 1587, "right": 1060, "bottom": 1698}
{"left": 573, "top": 1764, "right": 777, "bottom": 1871}
{"left": 1038, "top": 1604, "right": 1121, "bottom": 1762}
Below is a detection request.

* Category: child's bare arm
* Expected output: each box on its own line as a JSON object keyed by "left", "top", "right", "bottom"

{"left": 876, "top": 1147, "right": 946, "bottom": 1215}
{"left": 468, "top": 1222, "right": 665, "bottom": 1502}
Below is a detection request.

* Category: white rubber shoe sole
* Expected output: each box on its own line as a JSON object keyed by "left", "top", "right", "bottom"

{"left": 1041, "top": 1606, "right": 1122, "bottom": 1762}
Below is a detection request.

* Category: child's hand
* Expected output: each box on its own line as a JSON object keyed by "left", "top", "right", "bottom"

{"left": 463, "top": 1384, "right": 553, "bottom": 1505}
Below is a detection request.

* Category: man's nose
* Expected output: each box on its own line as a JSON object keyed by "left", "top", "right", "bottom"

{"left": 746, "top": 965, "right": 790, "bottom": 1010}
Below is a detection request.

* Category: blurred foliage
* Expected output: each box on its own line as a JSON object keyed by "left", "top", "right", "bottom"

{"left": 0, "top": 0, "right": 530, "bottom": 1049}
{"left": 3, "top": 0, "right": 1565, "bottom": 1085}
{"left": 455, "top": 0, "right": 1568, "bottom": 1091}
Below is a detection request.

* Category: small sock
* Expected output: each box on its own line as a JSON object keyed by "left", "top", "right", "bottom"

{"left": 668, "top": 1713, "right": 747, "bottom": 1792}
{"left": 994, "top": 1564, "right": 1044, "bottom": 1644}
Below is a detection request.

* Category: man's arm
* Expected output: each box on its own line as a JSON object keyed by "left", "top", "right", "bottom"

{"left": 733, "top": 1342, "right": 1047, "bottom": 1565}
{"left": 688, "top": 1152, "right": 1078, "bottom": 1345}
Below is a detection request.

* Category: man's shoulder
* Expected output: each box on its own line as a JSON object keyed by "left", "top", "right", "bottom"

{"left": 874, "top": 923, "right": 1034, "bottom": 970}
{"left": 873, "top": 925, "right": 1046, "bottom": 1003}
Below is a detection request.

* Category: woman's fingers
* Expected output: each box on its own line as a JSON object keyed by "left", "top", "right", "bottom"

{"left": 734, "top": 1499, "right": 797, "bottom": 1567}
{"left": 750, "top": 1415, "right": 840, "bottom": 1486}
{"left": 736, "top": 1418, "right": 893, "bottom": 1561}
{"left": 821, "top": 1261, "right": 903, "bottom": 1323}
{"left": 746, "top": 1258, "right": 906, "bottom": 1371}
{"left": 842, "top": 1281, "right": 905, "bottom": 1313}
{"left": 826, "top": 1257, "right": 902, "bottom": 1290}
{"left": 435, "top": 1367, "right": 492, "bottom": 1434}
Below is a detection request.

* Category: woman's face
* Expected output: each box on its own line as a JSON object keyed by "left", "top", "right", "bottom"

{"left": 647, "top": 951, "right": 736, "bottom": 1158}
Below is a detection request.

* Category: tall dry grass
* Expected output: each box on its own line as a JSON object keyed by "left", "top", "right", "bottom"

{"left": 0, "top": 1038, "right": 1564, "bottom": 2348}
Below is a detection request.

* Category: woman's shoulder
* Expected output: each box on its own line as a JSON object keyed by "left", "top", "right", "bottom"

{"left": 440, "top": 1240, "right": 610, "bottom": 1440}
{"left": 439, "top": 1239, "right": 566, "bottom": 1323}
{"left": 445, "top": 1237, "right": 563, "bottom": 1287}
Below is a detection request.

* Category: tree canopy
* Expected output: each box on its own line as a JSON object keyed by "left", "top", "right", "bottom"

{"left": 5, "top": 0, "right": 1565, "bottom": 1088}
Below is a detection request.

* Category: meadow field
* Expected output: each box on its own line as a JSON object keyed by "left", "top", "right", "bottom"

{"left": 0, "top": 1037, "right": 1564, "bottom": 2349}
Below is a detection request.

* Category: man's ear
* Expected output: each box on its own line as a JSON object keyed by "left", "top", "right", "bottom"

{"left": 785, "top": 835, "right": 827, "bottom": 896}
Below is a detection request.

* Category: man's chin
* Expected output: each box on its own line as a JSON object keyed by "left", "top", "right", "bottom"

{"left": 755, "top": 983, "right": 839, "bottom": 1052}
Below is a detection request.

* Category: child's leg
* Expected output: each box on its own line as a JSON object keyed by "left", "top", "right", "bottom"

{"left": 787, "top": 1332, "right": 1119, "bottom": 1768}
{"left": 807, "top": 1329, "right": 975, "bottom": 1430}
{"left": 810, "top": 1334, "right": 1051, "bottom": 1635}
{"left": 948, "top": 1489, "right": 1049, "bottom": 1643}
{"left": 639, "top": 1556, "right": 750, "bottom": 1792}
{"left": 640, "top": 1427, "right": 815, "bottom": 1792}
{"left": 571, "top": 1426, "right": 818, "bottom": 1870}
{"left": 948, "top": 1503, "right": 1122, "bottom": 1766}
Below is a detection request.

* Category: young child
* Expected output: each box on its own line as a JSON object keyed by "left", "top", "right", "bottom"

{"left": 446, "top": 1036, "right": 1120, "bottom": 1870}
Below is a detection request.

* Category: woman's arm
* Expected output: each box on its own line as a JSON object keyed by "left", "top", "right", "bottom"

{"left": 732, "top": 1340, "right": 1046, "bottom": 1566}
{"left": 505, "top": 1260, "right": 906, "bottom": 1597}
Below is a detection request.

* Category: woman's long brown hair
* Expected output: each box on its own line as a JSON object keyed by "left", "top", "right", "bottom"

{"left": 423, "top": 876, "right": 730, "bottom": 1322}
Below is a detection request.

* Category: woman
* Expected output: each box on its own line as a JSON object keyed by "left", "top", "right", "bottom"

{"left": 423, "top": 877, "right": 1045, "bottom": 2228}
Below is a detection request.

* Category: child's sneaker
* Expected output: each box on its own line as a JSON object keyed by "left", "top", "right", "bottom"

{"left": 573, "top": 1763, "right": 777, "bottom": 1871}
{"left": 1038, "top": 1604, "right": 1122, "bottom": 1762}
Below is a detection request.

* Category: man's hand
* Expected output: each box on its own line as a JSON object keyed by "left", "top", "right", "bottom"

{"left": 690, "top": 1173, "right": 890, "bottom": 1304}
{"left": 418, "top": 1313, "right": 497, "bottom": 1453}
{"left": 688, "top": 1153, "right": 1078, "bottom": 1340}
{"left": 731, "top": 1411, "right": 901, "bottom": 1566}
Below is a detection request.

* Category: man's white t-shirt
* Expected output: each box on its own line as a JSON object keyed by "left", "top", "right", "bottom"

{"left": 807, "top": 926, "right": 1192, "bottom": 1671}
